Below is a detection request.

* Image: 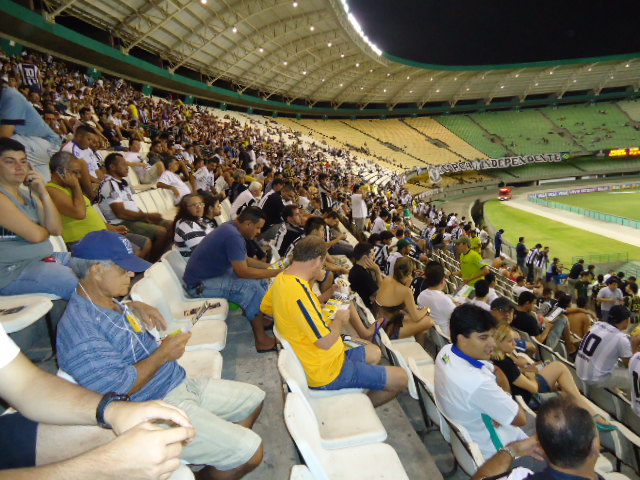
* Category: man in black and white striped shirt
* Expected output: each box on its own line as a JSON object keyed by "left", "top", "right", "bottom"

{"left": 274, "top": 205, "right": 304, "bottom": 258}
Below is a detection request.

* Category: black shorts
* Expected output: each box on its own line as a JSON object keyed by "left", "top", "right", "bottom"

{"left": 0, "top": 412, "right": 38, "bottom": 469}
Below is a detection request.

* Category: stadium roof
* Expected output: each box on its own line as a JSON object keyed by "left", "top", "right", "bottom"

{"left": 42, "top": 0, "right": 640, "bottom": 109}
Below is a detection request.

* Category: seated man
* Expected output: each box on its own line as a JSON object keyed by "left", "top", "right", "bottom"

{"left": 61, "top": 124, "right": 104, "bottom": 197}
{"left": 274, "top": 204, "right": 305, "bottom": 259}
{"left": 230, "top": 181, "right": 262, "bottom": 219}
{"left": 46, "top": 151, "right": 150, "bottom": 257}
{"left": 472, "top": 397, "right": 600, "bottom": 480}
{"left": 261, "top": 235, "right": 407, "bottom": 406}
{"left": 435, "top": 304, "right": 528, "bottom": 459}
{"left": 183, "top": 206, "right": 281, "bottom": 352}
{"left": 0, "top": 320, "right": 194, "bottom": 477}
{"left": 417, "top": 262, "right": 456, "bottom": 336}
{"left": 512, "top": 291, "right": 575, "bottom": 353}
{"left": 348, "top": 242, "right": 383, "bottom": 311}
{"left": 57, "top": 230, "right": 265, "bottom": 478}
{"left": 98, "top": 152, "right": 169, "bottom": 260}
{"left": 576, "top": 305, "right": 640, "bottom": 390}
{"left": 124, "top": 137, "right": 164, "bottom": 185}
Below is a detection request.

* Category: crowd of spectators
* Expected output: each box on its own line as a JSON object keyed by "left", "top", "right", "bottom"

{"left": 2, "top": 46, "right": 640, "bottom": 480}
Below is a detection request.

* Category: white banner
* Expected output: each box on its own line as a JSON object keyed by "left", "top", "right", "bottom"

{"left": 428, "top": 153, "right": 564, "bottom": 183}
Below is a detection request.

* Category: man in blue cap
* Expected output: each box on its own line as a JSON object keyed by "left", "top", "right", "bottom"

{"left": 57, "top": 230, "right": 265, "bottom": 479}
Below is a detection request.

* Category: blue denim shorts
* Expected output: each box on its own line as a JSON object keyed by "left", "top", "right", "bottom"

{"left": 310, "top": 345, "right": 387, "bottom": 391}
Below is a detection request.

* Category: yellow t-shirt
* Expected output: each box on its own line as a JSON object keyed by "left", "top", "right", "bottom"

{"left": 460, "top": 249, "right": 486, "bottom": 286}
{"left": 471, "top": 236, "right": 482, "bottom": 253}
{"left": 47, "top": 182, "right": 107, "bottom": 243}
{"left": 261, "top": 273, "right": 345, "bottom": 387}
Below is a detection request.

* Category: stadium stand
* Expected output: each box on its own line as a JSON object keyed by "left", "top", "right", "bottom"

{"left": 3, "top": 42, "right": 640, "bottom": 480}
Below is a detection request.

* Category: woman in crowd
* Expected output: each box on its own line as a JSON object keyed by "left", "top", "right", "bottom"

{"left": 0, "top": 138, "right": 77, "bottom": 298}
{"left": 171, "top": 193, "right": 213, "bottom": 258}
{"left": 374, "top": 257, "right": 434, "bottom": 344}
{"left": 491, "top": 323, "right": 613, "bottom": 429}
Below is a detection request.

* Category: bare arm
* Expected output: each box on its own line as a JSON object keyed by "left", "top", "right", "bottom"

{"left": 471, "top": 437, "right": 542, "bottom": 480}
{"left": 315, "top": 309, "right": 347, "bottom": 350}
{"left": 0, "top": 193, "right": 52, "bottom": 243}
{"left": 130, "top": 333, "right": 190, "bottom": 395}
{"left": 0, "top": 124, "right": 16, "bottom": 137}
{"left": 46, "top": 181, "right": 86, "bottom": 220}
{"left": 231, "top": 259, "right": 280, "bottom": 279}
{"left": 110, "top": 202, "right": 148, "bottom": 222}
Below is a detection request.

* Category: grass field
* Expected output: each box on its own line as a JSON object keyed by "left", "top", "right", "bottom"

{"left": 484, "top": 199, "right": 640, "bottom": 262}
{"left": 547, "top": 189, "right": 640, "bottom": 220}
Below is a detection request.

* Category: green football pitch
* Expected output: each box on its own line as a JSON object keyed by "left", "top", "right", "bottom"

{"left": 549, "top": 189, "right": 640, "bottom": 221}
{"left": 483, "top": 199, "right": 640, "bottom": 262}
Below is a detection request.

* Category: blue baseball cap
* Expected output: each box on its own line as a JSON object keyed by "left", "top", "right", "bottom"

{"left": 72, "top": 231, "right": 152, "bottom": 272}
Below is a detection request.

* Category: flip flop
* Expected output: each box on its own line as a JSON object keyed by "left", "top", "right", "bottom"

{"left": 256, "top": 344, "right": 278, "bottom": 353}
{"left": 594, "top": 414, "right": 618, "bottom": 432}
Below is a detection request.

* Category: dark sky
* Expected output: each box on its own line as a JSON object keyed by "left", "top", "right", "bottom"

{"left": 348, "top": 0, "right": 640, "bottom": 66}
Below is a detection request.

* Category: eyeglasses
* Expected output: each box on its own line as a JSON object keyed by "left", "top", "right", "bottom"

{"left": 187, "top": 202, "right": 205, "bottom": 208}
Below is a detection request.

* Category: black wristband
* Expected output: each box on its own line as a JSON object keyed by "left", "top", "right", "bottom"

{"left": 96, "top": 392, "right": 131, "bottom": 429}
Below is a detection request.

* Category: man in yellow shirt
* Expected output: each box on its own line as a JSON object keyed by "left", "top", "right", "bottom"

{"left": 261, "top": 236, "right": 407, "bottom": 406}
{"left": 455, "top": 236, "right": 489, "bottom": 286}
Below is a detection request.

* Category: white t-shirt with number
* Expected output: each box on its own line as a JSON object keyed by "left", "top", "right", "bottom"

{"left": 629, "top": 352, "right": 640, "bottom": 416}
{"left": 0, "top": 323, "right": 20, "bottom": 368}
{"left": 576, "top": 322, "right": 631, "bottom": 382}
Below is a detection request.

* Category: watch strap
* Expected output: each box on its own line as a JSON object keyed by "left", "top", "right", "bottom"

{"left": 96, "top": 392, "right": 130, "bottom": 429}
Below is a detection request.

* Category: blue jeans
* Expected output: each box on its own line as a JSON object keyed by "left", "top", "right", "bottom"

{"left": 187, "top": 272, "right": 268, "bottom": 321}
{"left": 0, "top": 253, "right": 77, "bottom": 300}
{"left": 310, "top": 346, "right": 387, "bottom": 391}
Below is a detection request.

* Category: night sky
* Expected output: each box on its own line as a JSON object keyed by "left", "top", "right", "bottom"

{"left": 347, "top": 0, "right": 640, "bottom": 66}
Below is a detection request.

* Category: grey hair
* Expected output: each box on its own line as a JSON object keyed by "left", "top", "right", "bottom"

{"left": 233, "top": 169, "right": 246, "bottom": 181}
{"left": 49, "top": 151, "right": 75, "bottom": 173}
{"left": 248, "top": 181, "right": 262, "bottom": 193}
{"left": 70, "top": 257, "right": 114, "bottom": 279}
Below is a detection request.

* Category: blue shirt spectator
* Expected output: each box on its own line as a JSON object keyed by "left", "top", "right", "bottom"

{"left": 183, "top": 221, "right": 247, "bottom": 287}
{"left": 57, "top": 291, "right": 185, "bottom": 401}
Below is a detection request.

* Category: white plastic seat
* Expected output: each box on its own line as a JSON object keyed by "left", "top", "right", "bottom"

{"left": 143, "top": 263, "right": 228, "bottom": 321}
{"left": 377, "top": 328, "right": 433, "bottom": 399}
{"left": 273, "top": 326, "right": 364, "bottom": 397}
{"left": 283, "top": 392, "right": 409, "bottom": 480}
{"left": 129, "top": 277, "right": 227, "bottom": 351}
{"left": 49, "top": 235, "right": 68, "bottom": 253}
{"left": 220, "top": 198, "right": 232, "bottom": 220}
{"left": 289, "top": 465, "right": 314, "bottom": 480}
{"left": 0, "top": 294, "right": 53, "bottom": 333}
{"left": 161, "top": 249, "right": 187, "bottom": 281}
{"left": 277, "top": 349, "right": 386, "bottom": 449}
{"left": 408, "top": 358, "right": 450, "bottom": 442}
{"left": 169, "top": 466, "right": 195, "bottom": 480}
{"left": 440, "top": 412, "right": 485, "bottom": 476}
{"left": 177, "top": 350, "right": 223, "bottom": 379}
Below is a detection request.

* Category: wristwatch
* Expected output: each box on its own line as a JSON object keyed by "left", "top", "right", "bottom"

{"left": 96, "top": 392, "right": 131, "bottom": 429}
{"left": 500, "top": 444, "right": 517, "bottom": 461}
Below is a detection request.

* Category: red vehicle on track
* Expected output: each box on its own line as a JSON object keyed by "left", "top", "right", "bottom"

{"left": 498, "top": 187, "right": 512, "bottom": 201}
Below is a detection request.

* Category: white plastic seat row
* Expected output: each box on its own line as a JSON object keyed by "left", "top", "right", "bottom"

{"left": 283, "top": 392, "right": 409, "bottom": 480}
{"left": 0, "top": 294, "right": 54, "bottom": 333}
{"left": 277, "top": 349, "right": 386, "bottom": 450}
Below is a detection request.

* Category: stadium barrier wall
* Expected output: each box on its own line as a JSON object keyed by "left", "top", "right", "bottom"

{"left": 528, "top": 183, "right": 640, "bottom": 230}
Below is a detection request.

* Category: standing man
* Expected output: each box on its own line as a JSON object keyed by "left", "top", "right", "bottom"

{"left": 533, "top": 246, "right": 550, "bottom": 285}
{"left": 524, "top": 243, "right": 541, "bottom": 283}
{"left": 183, "top": 207, "right": 281, "bottom": 352}
{"left": 494, "top": 229, "right": 504, "bottom": 258}
{"left": 567, "top": 259, "right": 585, "bottom": 297}
{"left": 516, "top": 237, "right": 529, "bottom": 278}
{"left": 455, "top": 237, "right": 489, "bottom": 286}
{"left": 597, "top": 276, "right": 624, "bottom": 321}
{"left": 435, "top": 304, "right": 528, "bottom": 460}
{"left": 351, "top": 183, "right": 368, "bottom": 241}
